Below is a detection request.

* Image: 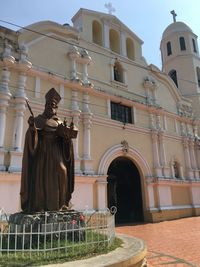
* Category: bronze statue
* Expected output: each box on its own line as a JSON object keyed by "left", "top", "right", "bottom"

{"left": 20, "top": 88, "right": 78, "bottom": 213}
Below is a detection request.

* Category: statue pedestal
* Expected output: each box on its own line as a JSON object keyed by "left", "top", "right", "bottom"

{"left": 8, "top": 150, "right": 22, "bottom": 172}
{"left": 8, "top": 210, "right": 85, "bottom": 246}
{"left": 0, "top": 148, "right": 7, "bottom": 171}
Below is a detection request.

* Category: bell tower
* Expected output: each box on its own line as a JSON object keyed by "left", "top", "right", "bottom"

{"left": 160, "top": 11, "right": 200, "bottom": 116}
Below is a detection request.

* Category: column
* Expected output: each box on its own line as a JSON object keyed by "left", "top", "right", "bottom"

{"left": 152, "top": 85, "right": 158, "bottom": 104}
{"left": 59, "top": 84, "right": 64, "bottom": 105}
{"left": 163, "top": 115, "right": 167, "bottom": 131}
{"left": 80, "top": 49, "right": 92, "bottom": 86}
{"left": 9, "top": 73, "right": 27, "bottom": 172}
{"left": 35, "top": 76, "right": 40, "bottom": 98}
{"left": 182, "top": 138, "right": 193, "bottom": 179}
{"left": 82, "top": 93, "right": 94, "bottom": 174}
{"left": 0, "top": 105, "right": 7, "bottom": 148}
{"left": 103, "top": 23, "right": 110, "bottom": 49}
{"left": 189, "top": 138, "right": 199, "bottom": 179}
{"left": 83, "top": 114, "right": 92, "bottom": 160}
{"left": 0, "top": 69, "right": 12, "bottom": 170}
{"left": 180, "top": 122, "right": 186, "bottom": 136}
{"left": 0, "top": 69, "right": 11, "bottom": 147}
{"left": 194, "top": 140, "right": 200, "bottom": 179}
{"left": 1, "top": 41, "right": 15, "bottom": 67}
{"left": 67, "top": 45, "right": 80, "bottom": 81}
{"left": 120, "top": 31, "right": 127, "bottom": 57}
{"left": 149, "top": 113, "right": 156, "bottom": 130}
{"left": 6, "top": 44, "right": 31, "bottom": 172}
{"left": 156, "top": 114, "right": 162, "bottom": 131}
{"left": 18, "top": 44, "right": 32, "bottom": 70}
{"left": 0, "top": 41, "right": 15, "bottom": 170}
{"left": 71, "top": 89, "right": 81, "bottom": 174}
{"left": 151, "top": 130, "right": 162, "bottom": 177}
{"left": 158, "top": 132, "right": 170, "bottom": 177}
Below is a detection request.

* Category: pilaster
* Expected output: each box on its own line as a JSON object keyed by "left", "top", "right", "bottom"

{"left": 80, "top": 49, "right": 92, "bottom": 86}
{"left": 9, "top": 66, "right": 28, "bottom": 172}
{"left": 0, "top": 53, "right": 12, "bottom": 170}
{"left": 158, "top": 131, "right": 170, "bottom": 177}
{"left": 182, "top": 137, "right": 193, "bottom": 179}
{"left": 0, "top": 41, "right": 15, "bottom": 169}
{"left": 67, "top": 45, "right": 80, "bottom": 81}
{"left": 103, "top": 23, "right": 110, "bottom": 49}
{"left": 189, "top": 138, "right": 199, "bottom": 179}
{"left": 82, "top": 93, "right": 93, "bottom": 174}
{"left": 151, "top": 130, "right": 162, "bottom": 177}
{"left": 194, "top": 140, "right": 200, "bottom": 179}
{"left": 120, "top": 31, "right": 127, "bottom": 57}
{"left": 71, "top": 89, "right": 81, "bottom": 174}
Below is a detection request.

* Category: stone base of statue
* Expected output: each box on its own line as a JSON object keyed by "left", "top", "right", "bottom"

{"left": 8, "top": 210, "right": 85, "bottom": 247}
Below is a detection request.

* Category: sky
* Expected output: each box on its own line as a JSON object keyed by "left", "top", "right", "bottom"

{"left": 1, "top": 0, "right": 200, "bottom": 68}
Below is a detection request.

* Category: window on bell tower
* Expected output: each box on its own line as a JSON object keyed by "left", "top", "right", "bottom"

{"left": 126, "top": 38, "right": 134, "bottom": 60}
{"left": 167, "top": 41, "right": 172, "bottom": 56}
{"left": 192, "top": 38, "right": 197, "bottom": 53}
{"left": 196, "top": 67, "right": 200, "bottom": 87}
{"left": 92, "top": 20, "right": 103, "bottom": 46}
{"left": 109, "top": 29, "right": 120, "bottom": 54}
{"left": 169, "top": 69, "right": 178, "bottom": 87}
{"left": 179, "top": 37, "right": 186, "bottom": 51}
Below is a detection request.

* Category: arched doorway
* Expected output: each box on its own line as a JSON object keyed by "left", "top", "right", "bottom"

{"left": 107, "top": 156, "right": 144, "bottom": 224}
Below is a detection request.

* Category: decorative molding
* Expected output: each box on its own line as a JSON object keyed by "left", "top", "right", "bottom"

{"left": 177, "top": 102, "right": 194, "bottom": 118}
{"left": 98, "top": 144, "right": 152, "bottom": 178}
{"left": 121, "top": 140, "right": 129, "bottom": 153}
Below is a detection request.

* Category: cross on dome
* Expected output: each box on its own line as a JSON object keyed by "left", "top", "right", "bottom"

{"left": 170, "top": 10, "right": 177, "bottom": 23}
{"left": 105, "top": 2, "right": 116, "bottom": 15}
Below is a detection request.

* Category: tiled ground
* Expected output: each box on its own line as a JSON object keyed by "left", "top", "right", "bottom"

{"left": 116, "top": 216, "right": 200, "bottom": 266}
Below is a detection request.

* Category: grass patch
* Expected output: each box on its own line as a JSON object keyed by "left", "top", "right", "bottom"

{"left": 0, "top": 231, "right": 123, "bottom": 267}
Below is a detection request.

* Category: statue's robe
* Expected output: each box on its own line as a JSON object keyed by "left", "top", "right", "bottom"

{"left": 20, "top": 114, "right": 77, "bottom": 213}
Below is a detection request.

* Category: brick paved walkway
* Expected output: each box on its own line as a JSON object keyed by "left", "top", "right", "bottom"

{"left": 116, "top": 216, "right": 200, "bottom": 267}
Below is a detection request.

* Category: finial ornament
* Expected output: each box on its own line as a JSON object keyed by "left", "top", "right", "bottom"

{"left": 105, "top": 2, "right": 115, "bottom": 15}
{"left": 170, "top": 10, "right": 177, "bottom": 23}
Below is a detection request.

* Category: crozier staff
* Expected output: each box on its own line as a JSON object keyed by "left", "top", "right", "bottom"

{"left": 20, "top": 88, "right": 78, "bottom": 213}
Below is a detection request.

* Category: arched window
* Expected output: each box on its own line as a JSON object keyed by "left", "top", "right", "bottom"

{"left": 109, "top": 29, "right": 120, "bottom": 54}
{"left": 92, "top": 20, "right": 102, "bottom": 46}
{"left": 196, "top": 67, "right": 200, "bottom": 87}
{"left": 169, "top": 69, "right": 178, "bottom": 87}
{"left": 192, "top": 38, "right": 197, "bottom": 53}
{"left": 126, "top": 38, "right": 134, "bottom": 60}
{"left": 179, "top": 37, "right": 186, "bottom": 51}
{"left": 113, "top": 61, "right": 123, "bottom": 83}
{"left": 167, "top": 41, "right": 172, "bottom": 56}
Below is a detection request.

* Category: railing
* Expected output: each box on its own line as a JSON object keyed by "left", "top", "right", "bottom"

{"left": 0, "top": 208, "right": 115, "bottom": 259}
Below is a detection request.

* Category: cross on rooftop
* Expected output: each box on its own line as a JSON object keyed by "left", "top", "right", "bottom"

{"left": 170, "top": 10, "right": 177, "bottom": 23}
{"left": 105, "top": 2, "right": 116, "bottom": 15}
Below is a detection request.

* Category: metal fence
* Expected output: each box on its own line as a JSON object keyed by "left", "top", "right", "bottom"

{"left": 0, "top": 208, "right": 115, "bottom": 259}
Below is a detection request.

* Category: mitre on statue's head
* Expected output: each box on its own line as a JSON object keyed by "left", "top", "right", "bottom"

{"left": 45, "top": 88, "right": 61, "bottom": 104}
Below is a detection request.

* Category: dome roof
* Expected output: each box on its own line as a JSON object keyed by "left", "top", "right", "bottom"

{"left": 162, "top": 21, "right": 193, "bottom": 39}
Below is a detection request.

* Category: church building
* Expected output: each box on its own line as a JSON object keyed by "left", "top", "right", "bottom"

{"left": 0, "top": 8, "right": 200, "bottom": 223}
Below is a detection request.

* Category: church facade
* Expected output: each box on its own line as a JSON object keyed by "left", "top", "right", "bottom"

{"left": 1, "top": 8, "right": 200, "bottom": 223}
